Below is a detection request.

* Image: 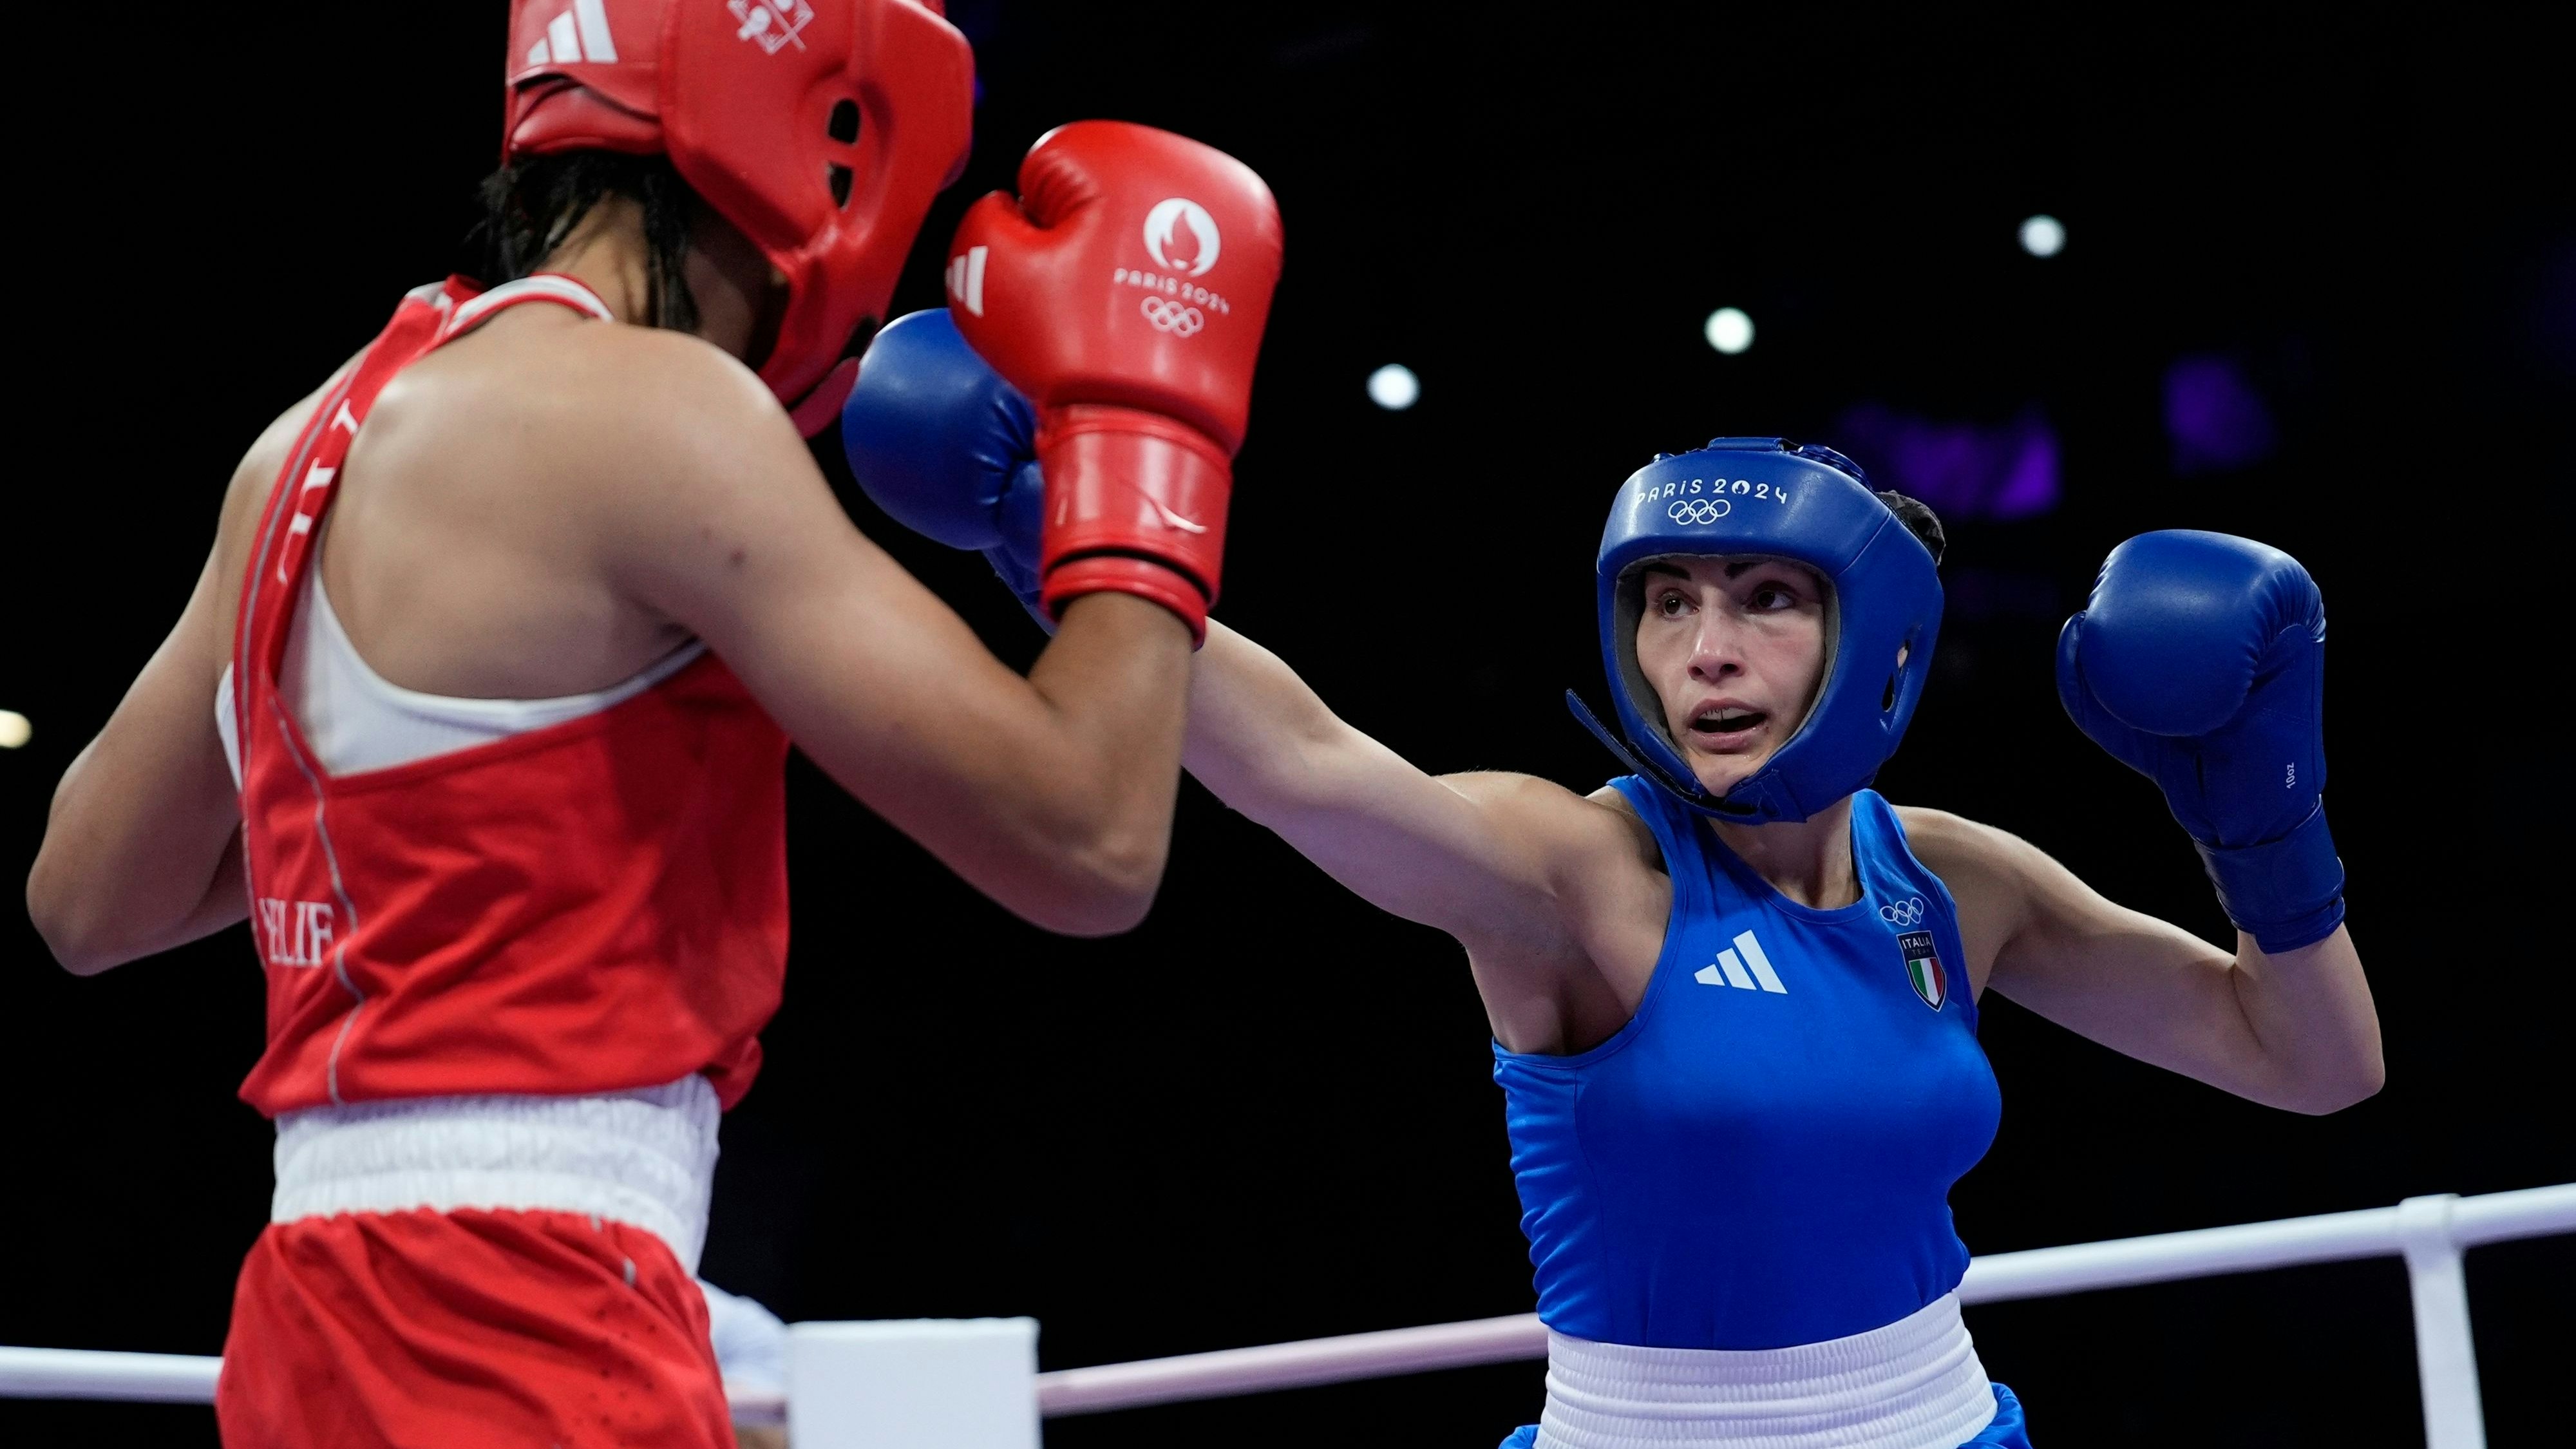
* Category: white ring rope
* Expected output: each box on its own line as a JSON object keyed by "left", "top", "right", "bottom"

{"left": 5, "top": 1182, "right": 2570, "bottom": 1439}
{"left": 0, "top": 1347, "right": 222, "bottom": 1403}
{"left": 1037, "top": 1311, "right": 1547, "bottom": 1417}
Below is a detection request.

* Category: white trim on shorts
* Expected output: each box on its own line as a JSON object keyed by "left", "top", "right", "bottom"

{"left": 1537, "top": 1293, "right": 1998, "bottom": 1449}
{"left": 270, "top": 1074, "right": 719, "bottom": 1273}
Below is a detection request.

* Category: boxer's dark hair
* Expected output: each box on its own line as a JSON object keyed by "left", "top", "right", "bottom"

{"left": 473, "top": 152, "right": 699, "bottom": 333}
{"left": 1876, "top": 491, "right": 1946, "bottom": 565}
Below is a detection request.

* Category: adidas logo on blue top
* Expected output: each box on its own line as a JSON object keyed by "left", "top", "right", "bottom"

{"left": 1694, "top": 930, "right": 1788, "bottom": 994}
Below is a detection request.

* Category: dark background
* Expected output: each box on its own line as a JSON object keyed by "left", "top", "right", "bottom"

{"left": 5, "top": 5, "right": 2570, "bottom": 1446}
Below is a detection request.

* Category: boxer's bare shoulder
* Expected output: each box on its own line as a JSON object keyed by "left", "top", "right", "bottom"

{"left": 316, "top": 307, "right": 819, "bottom": 699}
{"left": 367, "top": 303, "right": 789, "bottom": 520}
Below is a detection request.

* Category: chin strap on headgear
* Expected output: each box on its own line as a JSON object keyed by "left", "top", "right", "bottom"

{"left": 503, "top": 0, "right": 975, "bottom": 433}
{"left": 1569, "top": 437, "right": 1945, "bottom": 824}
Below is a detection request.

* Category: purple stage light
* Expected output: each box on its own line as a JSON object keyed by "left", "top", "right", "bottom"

{"left": 1943, "top": 567, "right": 2063, "bottom": 623}
{"left": 1827, "top": 404, "right": 2061, "bottom": 522}
{"left": 2163, "top": 354, "right": 2278, "bottom": 474}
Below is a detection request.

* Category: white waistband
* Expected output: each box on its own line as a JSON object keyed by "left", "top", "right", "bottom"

{"left": 1537, "top": 1295, "right": 1996, "bottom": 1449}
{"left": 271, "top": 1075, "right": 719, "bottom": 1273}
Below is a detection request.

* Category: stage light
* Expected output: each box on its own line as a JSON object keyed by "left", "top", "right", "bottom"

{"left": 2019, "top": 214, "right": 2065, "bottom": 258}
{"left": 1367, "top": 363, "right": 1420, "bottom": 411}
{"left": 1832, "top": 402, "right": 2061, "bottom": 522}
{"left": 1703, "top": 307, "right": 1754, "bottom": 355}
{"left": 0, "top": 711, "right": 28, "bottom": 749}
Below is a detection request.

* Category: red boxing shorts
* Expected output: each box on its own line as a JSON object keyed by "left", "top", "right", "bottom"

{"left": 215, "top": 1205, "right": 731, "bottom": 1448}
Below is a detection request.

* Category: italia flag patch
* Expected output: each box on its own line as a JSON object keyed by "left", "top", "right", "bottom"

{"left": 1897, "top": 929, "right": 1947, "bottom": 1011}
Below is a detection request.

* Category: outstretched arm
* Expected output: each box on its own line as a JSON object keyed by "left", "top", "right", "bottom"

{"left": 1188, "top": 621, "right": 1569, "bottom": 942}
{"left": 827, "top": 244, "right": 1641, "bottom": 978}
{"left": 826, "top": 301, "right": 1638, "bottom": 961}
{"left": 1186, "top": 621, "right": 1666, "bottom": 1051}
{"left": 1904, "top": 810, "right": 2380, "bottom": 1113}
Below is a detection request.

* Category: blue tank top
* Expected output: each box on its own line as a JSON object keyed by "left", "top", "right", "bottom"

{"left": 1493, "top": 780, "right": 2002, "bottom": 1350}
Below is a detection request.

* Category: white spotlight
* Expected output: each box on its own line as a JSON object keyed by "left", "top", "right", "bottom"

{"left": 0, "top": 710, "right": 28, "bottom": 750}
{"left": 1367, "top": 363, "right": 1420, "bottom": 412}
{"left": 2019, "top": 214, "right": 2065, "bottom": 258}
{"left": 1703, "top": 307, "right": 1754, "bottom": 355}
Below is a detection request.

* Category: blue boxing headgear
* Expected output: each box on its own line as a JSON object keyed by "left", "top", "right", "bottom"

{"left": 1567, "top": 438, "right": 1944, "bottom": 824}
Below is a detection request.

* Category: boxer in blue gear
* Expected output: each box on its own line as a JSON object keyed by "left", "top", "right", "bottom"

{"left": 843, "top": 319, "right": 2383, "bottom": 1448}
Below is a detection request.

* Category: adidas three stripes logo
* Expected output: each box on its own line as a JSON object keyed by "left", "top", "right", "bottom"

{"left": 1694, "top": 930, "right": 1788, "bottom": 994}
{"left": 524, "top": 0, "right": 618, "bottom": 67}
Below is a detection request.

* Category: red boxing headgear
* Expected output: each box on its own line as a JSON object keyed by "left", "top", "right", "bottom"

{"left": 504, "top": 1, "right": 974, "bottom": 431}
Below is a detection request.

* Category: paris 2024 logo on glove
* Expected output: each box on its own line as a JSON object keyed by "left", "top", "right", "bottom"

{"left": 950, "top": 194, "right": 1241, "bottom": 338}
{"left": 1111, "top": 198, "right": 1236, "bottom": 334}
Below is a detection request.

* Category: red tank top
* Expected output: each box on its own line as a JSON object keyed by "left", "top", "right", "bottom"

{"left": 231, "top": 277, "right": 790, "bottom": 1115}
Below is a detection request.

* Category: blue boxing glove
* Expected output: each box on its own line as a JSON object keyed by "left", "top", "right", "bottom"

{"left": 2057, "top": 531, "right": 2344, "bottom": 952}
{"left": 840, "top": 308, "right": 1045, "bottom": 612}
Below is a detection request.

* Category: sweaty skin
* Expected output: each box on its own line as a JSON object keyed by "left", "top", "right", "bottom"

{"left": 1182, "top": 554, "right": 2383, "bottom": 1114}
{"left": 30, "top": 195, "right": 1197, "bottom": 971}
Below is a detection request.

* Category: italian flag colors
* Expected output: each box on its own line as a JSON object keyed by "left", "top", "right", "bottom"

{"left": 1899, "top": 929, "right": 1947, "bottom": 1011}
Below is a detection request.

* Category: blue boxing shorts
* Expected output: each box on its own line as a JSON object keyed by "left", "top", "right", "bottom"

{"left": 1497, "top": 1381, "right": 2032, "bottom": 1448}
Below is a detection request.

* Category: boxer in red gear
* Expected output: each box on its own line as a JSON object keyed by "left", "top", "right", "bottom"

{"left": 24, "top": 3, "right": 1283, "bottom": 1446}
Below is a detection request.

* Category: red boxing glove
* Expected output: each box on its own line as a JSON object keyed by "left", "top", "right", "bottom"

{"left": 945, "top": 122, "right": 1283, "bottom": 642}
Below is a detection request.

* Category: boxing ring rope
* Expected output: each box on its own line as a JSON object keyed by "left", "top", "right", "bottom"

{"left": 5, "top": 1184, "right": 2569, "bottom": 1449}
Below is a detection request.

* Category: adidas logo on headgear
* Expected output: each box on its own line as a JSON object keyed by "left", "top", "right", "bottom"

{"left": 522, "top": 0, "right": 618, "bottom": 66}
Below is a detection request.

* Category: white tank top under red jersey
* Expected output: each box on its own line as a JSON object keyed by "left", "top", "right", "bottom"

{"left": 229, "top": 276, "right": 791, "bottom": 1128}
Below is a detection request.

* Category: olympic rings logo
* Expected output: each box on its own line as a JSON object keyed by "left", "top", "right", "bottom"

{"left": 1879, "top": 896, "right": 1926, "bottom": 927}
{"left": 1141, "top": 297, "right": 1206, "bottom": 336}
{"left": 1668, "top": 498, "right": 1732, "bottom": 525}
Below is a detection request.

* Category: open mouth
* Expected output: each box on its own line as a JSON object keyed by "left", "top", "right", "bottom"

{"left": 1688, "top": 706, "right": 1767, "bottom": 746}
